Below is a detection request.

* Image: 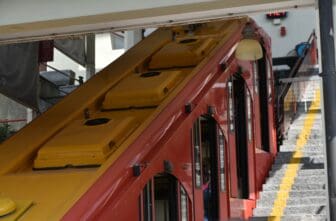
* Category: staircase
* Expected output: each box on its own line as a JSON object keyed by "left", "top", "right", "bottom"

{"left": 252, "top": 90, "right": 327, "bottom": 221}
{"left": 39, "top": 70, "right": 79, "bottom": 112}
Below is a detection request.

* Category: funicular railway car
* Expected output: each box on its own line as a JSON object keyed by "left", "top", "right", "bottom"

{"left": 0, "top": 17, "right": 277, "bottom": 221}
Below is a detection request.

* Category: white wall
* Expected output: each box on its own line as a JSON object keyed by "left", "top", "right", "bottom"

{"left": 0, "top": 94, "right": 27, "bottom": 130}
{"left": 95, "top": 33, "right": 125, "bottom": 72}
{"left": 251, "top": 7, "right": 316, "bottom": 57}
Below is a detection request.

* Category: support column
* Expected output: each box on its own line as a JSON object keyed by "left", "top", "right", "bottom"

{"left": 85, "top": 34, "right": 96, "bottom": 80}
{"left": 124, "top": 30, "right": 143, "bottom": 50}
{"left": 318, "top": 0, "right": 336, "bottom": 220}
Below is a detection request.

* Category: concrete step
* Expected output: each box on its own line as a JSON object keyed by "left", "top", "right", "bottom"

{"left": 291, "top": 123, "right": 323, "bottom": 128}
{"left": 276, "top": 151, "right": 324, "bottom": 158}
{"left": 280, "top": 145, "right": 324, "bottom": 153}
{"left": 59, "top": 84, "right": 77, "bottom": 93}
{"left": 265, "top": 175, "right": 326, "bottom": 185}
{"left": 250, "top": 215, "right": 327, "bottom": 221}
{"left": 40, "top": 70, "right": 76, "bottom": 86}
{"left": 282, "top": 135, "right": 322, "bottom": 142}
{"left": 271, "top": 162, "right": 325, "bottom": 171}
{"left": 256, "top": 197, "right": 327, "bottom": 208}
{"left": 268, "top": 168, "right": 325, "bottom": 178}
{"left": 280, "top": 141, "right": 323, "bottom": 146}
{"left": 259, "top": 190, "right": 327, "bottom": 201}
{"left": 253, "top": 205, "right": 326, "bottom": 216}
{"left": 262, "top": 182, "right": 325, "bottom": 191}
{"left": 284, "top": 205, "right": 327, "bottom": 215}
{"left": 290, "top": 119, "right": 322, "bottom": 125}
{"left": 287, "top": 128, "right": 322, "bottom": 134}
{"left": 273, "top": 156, "right": 325, "bottom": 165}
{"left": 282, "top": 136, "right": 322, "bottom": 142}
{"left": 279, "top": 215, "right": 327, "bottom": 221}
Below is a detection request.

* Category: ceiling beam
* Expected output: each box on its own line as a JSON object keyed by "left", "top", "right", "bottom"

{"left": 0, "top": 0, "right": 315, "bottom": 44}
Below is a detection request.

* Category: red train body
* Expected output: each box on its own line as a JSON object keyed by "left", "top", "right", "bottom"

{"left": 63, "top": 18, "right": 277, "bottom": 221}
{"left": 0, "top": 18, "right": 277, "bottom": 221}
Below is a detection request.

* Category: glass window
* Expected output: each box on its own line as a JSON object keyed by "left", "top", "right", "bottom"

{"left": 266, "top": 60, "right": 272, "bottom": 99}
{"left": 154, "top": 175, "right": 178, "bottom": 221}
{"left": 228, "top": 80, "right": 234, "bottom": 132}
{"left": 246, "top": 89, "right": 252, "bottom": 142}
{"left": 253, "top": 62, "right": 259, "bottom": 94}
{"left": 143, "top": 180, "right": 153, "bottom": 221}
{"left": 218, "top": 129, "right": 226, "bottom": 192}
{"left": 180, "top": 186, "right": 189, "bottom": 221}
{"left": 193, "top": 119, "right": 202, "bottom": 188}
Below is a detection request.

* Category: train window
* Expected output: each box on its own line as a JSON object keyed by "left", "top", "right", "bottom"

{"left": 228, "top": 80, "right": 234, "bottom": 132}
{"left": 140, "top": 174, "right": 180, "bottom": 221}
{"left": 253, "top": 62, "right": 259, "bottom": 94}
{"left": 246, "top": 89, "right": 252, "bottom": 142}
{"left": 142, "top": 180, "right": 153, "bottom": 221}
{"left": 180, "top": 186, "right": 189, "bottom": 221}
{"left": 233, "top": 76, "right": 250, "bottom": 199}
{"left": 218, "top": 129, "right": 226, "bottom": 192}
{"left": 192, "top": 119, "right": 202, "bottom": 188}
{"left": 266, "top": 60, "right": 272, "bottom": 100}
{"left": 154, "top": 174, "right": 178, "bottom": 221}
{"left": 199, "top": 116, "right": 219, "bottom": 221}
{"left": 258, "top": 52, "right": 270, "bottom": 152}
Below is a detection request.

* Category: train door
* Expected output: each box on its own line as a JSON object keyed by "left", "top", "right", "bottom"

{"left": 192, "top": 117, "right": 229, "bottom": 221}
{"left": 232, "top": 75, "right": 249, "bottom": 199}
{"left": 256, "top": 57, "right": 271, "bottom": 152}
{"left": 139, "top": 174, "right": 190, "bottom": 221}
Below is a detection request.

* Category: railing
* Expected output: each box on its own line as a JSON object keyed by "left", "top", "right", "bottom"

{"left": 41, "top": 63, "right": 84, "bottom": 85}
{"left": 0, "top": 119, "right": 26, "bottom": 123}
{"left": 274, "top": 31, "right": 318, "bottom": 144}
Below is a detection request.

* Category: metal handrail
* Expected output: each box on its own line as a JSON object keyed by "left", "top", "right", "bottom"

{"left": 41, "top": 63, "right": 84, "bottom": 85}
{"left": 278, "top": 31, "right": 316, "bottom": 101}
{"left": 39, "top": 76, "right": 70, "bottom": 97}
{"left": 0, "top": 119, "right": 26, "bottom": 123}
{"left": 276, "top": 31, "right": 316, "bottom": 124}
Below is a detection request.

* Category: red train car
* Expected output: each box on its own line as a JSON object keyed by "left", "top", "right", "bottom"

{"left": 0, "top": 17, "right": 277, "bottom": 221}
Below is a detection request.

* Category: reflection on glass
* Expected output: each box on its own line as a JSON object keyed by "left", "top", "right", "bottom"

{"left": 180, "top": 186, "right": 188, "bottom": 221}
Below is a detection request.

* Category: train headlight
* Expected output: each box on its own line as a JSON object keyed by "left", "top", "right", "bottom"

{"left": 235, "top": 39, "right": 263, "bottom": 61}
{"left": 235, "top": 23, "right": 263, "bottom": 61}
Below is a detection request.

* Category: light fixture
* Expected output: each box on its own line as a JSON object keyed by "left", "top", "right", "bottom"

{"left": 235, "top": 24, "right": 263, "bottom": 61}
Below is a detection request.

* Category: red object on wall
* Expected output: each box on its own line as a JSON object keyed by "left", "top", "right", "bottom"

{"left": 280, "top": 26, "right": 287, "bottom": 37}
{"left": 310, "top": 38, "right": 318, "bottom": 65}
{"left": 39, "top": 40, "right": 54, "bottom": 63}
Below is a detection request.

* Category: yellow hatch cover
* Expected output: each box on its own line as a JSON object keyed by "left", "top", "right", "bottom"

{"left": 0, "top": 197, "right": 16, "bottom": 217}
{"left": 0, "top": 199, "right": 32, "bottom": 221}
{"left": 34, "top": 117, "right": 137, "bottom": 168}
{"left": 102, "top": 70, "right": 189, "bottom": 110}
{"left": 149, "top": 37, "right": 216, "bottom": 69}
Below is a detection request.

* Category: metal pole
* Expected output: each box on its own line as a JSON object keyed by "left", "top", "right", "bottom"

{"left": 124, "top": 29, "right": 143, "bottom": 50}
{"left": 318, "top": 0, "right": 336, "bottom": 220}
{"left": 85, "top": 34, "right": 96, "bottom": 80}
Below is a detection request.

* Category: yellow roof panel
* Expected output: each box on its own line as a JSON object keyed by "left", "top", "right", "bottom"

{"left": 102, "top": 70, "right": 189, "bottom": 109}
{"left": 149, "top": 38, "right": 216, "bottom": 69}
{"left": 34, "top": 117, "right": 137, "bottom": 168}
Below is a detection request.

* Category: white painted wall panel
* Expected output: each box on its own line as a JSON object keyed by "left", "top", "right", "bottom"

{"left": 252, "top": 8, "right": 316, "bottom": 57}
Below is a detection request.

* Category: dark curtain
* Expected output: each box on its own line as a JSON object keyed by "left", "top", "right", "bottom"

{"left": 0, "top": 42, "right": 39, "bottom": 110}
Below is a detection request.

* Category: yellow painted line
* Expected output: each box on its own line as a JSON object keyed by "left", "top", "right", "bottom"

{"left": 268, "top": 89, "right": 320, "bottom": 221}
